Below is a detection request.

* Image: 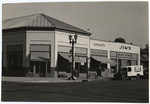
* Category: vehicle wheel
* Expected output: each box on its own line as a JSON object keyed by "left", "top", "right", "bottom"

{"left": 136, "top": 74, "right": 140, "bottom": 80}
{"left": 128, "top": 77, "right": 132, "bottom": 80}
{"left": 122, "top": 74, "right": 126, "bottom": 80}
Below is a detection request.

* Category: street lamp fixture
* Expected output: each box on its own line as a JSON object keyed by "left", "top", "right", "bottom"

{"left": 69, "top": 33, "right": 78, "bottom": 80}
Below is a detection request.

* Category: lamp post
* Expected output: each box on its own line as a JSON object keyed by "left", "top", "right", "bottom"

{"left": 69, "top": 33, "right": 78, "bottom": 80}
{"left": 86, "top": 57, "right": 91, "bottom": 79}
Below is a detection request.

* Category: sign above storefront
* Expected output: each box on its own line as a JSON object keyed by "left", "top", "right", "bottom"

{"left": 75, "top": 47, "right": 87, "bottom": 55}
{"left": 91, "top": 49, "right": 108, "bottom": 57}
{"left": 118, "top": 52, "right": 131, "bottom": 60}
{"left": 119, "top": 45, "right": 131, "bottom": 50}
{"left": 58, "top": 45, "right": 87, "bottom": 55}
{"left": 93, "top": 42, "right": 105, "bottom": 47}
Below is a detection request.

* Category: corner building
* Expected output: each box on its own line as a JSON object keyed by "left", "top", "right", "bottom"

{"left": 2, "top": 13, "right": 140, "bottom": 78}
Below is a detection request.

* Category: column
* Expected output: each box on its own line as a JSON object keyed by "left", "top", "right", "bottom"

{"left": 116, "top": 52, "right": 119, "bottom": 73}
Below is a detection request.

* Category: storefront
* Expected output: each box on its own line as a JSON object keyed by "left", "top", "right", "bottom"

{"left": 29, "top": 44, "right": 51, "bottom": 77}
{"left": 57, "top": 46, "right": 87, "bottom": 77}
{"left": 90, "top": 39, "right": 140, "bottom": 77}
{"left": 90, "top": 49, "right": 108, "bottom": 75}
{"left": 55, "top": 30, "right": 90, "bottom": 78}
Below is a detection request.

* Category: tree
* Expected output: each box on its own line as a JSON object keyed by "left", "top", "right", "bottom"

{"left": 114, "top": 37, "right": 126, "bottom": 43}
{"left": 146, "top": 44, "right": 149, "bottom": 49}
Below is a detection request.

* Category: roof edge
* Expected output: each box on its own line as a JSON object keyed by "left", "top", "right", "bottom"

{"left": 90, "top": 38, "right": 140, "bottom": 47}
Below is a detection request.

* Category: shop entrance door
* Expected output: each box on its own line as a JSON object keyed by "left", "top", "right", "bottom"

{"left": 39, "top": 61, "right": 46, "bottom": 77}
{"left": 118, "top": 59, "right": 122, "bottom": 68}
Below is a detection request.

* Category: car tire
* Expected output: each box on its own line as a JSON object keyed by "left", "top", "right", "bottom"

{"left": 128, "top": 77, "right": 132, "bottom": 80}
{"left": 122, "top": 74, "right": 126, "bottom": 80}
{"left": 136, "top": 74, "right": 140, "bottom": 80}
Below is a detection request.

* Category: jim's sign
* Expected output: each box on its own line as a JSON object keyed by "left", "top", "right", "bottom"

{"left": 119, "top": 45, "right": 131, "bottom": 50}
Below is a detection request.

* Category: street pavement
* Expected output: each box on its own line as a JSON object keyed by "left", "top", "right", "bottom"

{"left": 2, "top": 79, "right": 149, "bottom": 102}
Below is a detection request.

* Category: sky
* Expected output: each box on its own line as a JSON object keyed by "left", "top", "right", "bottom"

{"left": 2, "top": 2, "right": 148, "bottom": 48}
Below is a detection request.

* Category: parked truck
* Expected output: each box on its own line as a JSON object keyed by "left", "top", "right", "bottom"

{"left": 114, "top": 65, "right": 144, "bottom": 80}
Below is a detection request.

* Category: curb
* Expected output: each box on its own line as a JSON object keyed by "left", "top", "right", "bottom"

{"left": 2, "top": 77, "right": 111, "bottom": 83}
{"left": 2, "top": 80, "right": 84, "bottom": 83}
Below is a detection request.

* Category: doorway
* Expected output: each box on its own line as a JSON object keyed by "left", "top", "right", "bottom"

{"left": 39, "top": 61, "right": 46, "bottom": 77}
{"left": 30, "top": 61, "right": 50, "bottom": 77}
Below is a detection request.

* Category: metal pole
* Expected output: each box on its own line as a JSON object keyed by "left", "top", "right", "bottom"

{"left": 116, "top": 52, "right": 119, "bottom": 73}
{"left": 33, "top": 64, "right": 36, "bottom": 74}
{"left": 86, "top": 57, "right": 89, "bottom": 79}
{"left": 71, "top": 40, "right": 74, "bottom": 79}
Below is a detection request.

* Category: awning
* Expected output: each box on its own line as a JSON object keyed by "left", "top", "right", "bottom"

{"left": 92, "top": 56, "right": 117, "bottom": 64}
{"left": 30, "top": 52, "right": 50, "bottom": 61}
{"left": 59, "top": 53, "right": 86, "bottom": 63}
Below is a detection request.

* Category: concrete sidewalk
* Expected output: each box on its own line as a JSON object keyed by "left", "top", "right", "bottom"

{"left": 2, "top": 76, "right": 111, "bottom": 83}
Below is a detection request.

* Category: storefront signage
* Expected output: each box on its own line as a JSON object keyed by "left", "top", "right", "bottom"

{"left": 75, "top": 47, "right": 87, "bottom": 55}
{"left": 118, "top": 52, "right": 131, "bottom": 59}
{"left": 58, "top": 46, "right": 87, "bottom": 55}
{"left": 93, "top": 42, "right": 105, "bottom": 47}
{"left": 58, "top": 46, "right": 71, "bottom": 53}
{"left": 132, "top": 54, "right": 138, "bottom": 60}
{"left": 119, "top": 45, "right": 131, "bottom": 50}
{"left": 91, "top": 49, "right": 107, "bottom": 56}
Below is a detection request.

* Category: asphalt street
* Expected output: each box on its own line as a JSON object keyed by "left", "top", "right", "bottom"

{"left": 2, "top": 79, "right": 149, "bottom": 102}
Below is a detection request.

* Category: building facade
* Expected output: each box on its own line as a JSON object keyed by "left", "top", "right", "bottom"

{"left": 2, "top": 13, "right": 141, "bottom": 78}
{"left": 90, "top": 39, "right": 140, "bottom": 77}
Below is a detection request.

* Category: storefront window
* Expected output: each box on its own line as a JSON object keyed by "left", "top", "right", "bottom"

{"left": 132, "top": 60, "right": 138, "bottom": 65}
{"left": 132, "top": 54, "right": 138, "bottom": 65}
{"left": 127, "top": 60, "right": 131, "bottom": 66}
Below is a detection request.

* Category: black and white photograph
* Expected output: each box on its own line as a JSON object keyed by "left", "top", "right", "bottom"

{"left": 1, "top": 1, "right": 149, "bottom": 103}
